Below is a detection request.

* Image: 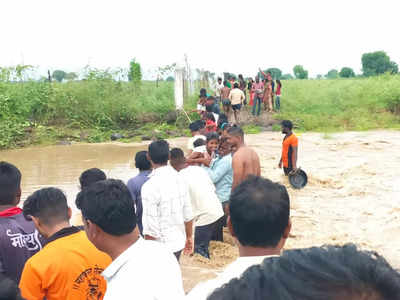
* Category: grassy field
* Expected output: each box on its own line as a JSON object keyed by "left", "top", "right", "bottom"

{"left": 1, "top": 74, "right": 400, "bottom": 149}
{"left": 276, "top": 74, "right": 400, "bottom": 131}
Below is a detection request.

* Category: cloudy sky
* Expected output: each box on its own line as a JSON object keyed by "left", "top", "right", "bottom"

{"left": 1, "top": 0, "right": 399, "bottom": 78}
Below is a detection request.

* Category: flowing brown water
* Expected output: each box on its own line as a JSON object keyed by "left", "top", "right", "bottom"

{"left": 1, "top": 131, "right": 399, "bottom": 292}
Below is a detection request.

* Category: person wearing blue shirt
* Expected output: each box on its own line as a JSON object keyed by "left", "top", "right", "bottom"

{"left": 205, "top": 137, "right": 233, "bottom": 241}
{"left": 127, "top": 151, "right": 152, "bottom": 236}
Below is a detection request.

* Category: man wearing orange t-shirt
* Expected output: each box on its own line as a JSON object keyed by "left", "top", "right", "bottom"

{"left": 279, "top": 120, "right": 298, "bottom": 176}
{"left": 19, "top": 187, "right": 111, "bottom": 300}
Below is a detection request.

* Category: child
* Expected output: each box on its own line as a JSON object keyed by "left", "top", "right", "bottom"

{"left": 187, "top": 120, "right": 206, "bottom": 155}
{"left": 205, "top": 113, "right": 217, "bottom": 133}
{"left": 193, "top": 138, "right": 207, "bottom": 154}
{"left": 197, "top": 88, "right": 208, "bottom": 115}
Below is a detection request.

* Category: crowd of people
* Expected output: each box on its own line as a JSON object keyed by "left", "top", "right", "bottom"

{"left": 207, "top": 70, "right": 282, "bottom": 124}
{"left": 1, "top": 110, "right": 400, "bottom": 298}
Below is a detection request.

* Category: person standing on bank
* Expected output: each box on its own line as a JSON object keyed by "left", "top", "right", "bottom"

{"left": 279, "top": 120, "right": 298, "bottom": 176}
{"left": 251, "top": 77, "right": 264, "bottom": 116}
{"left": 275, "top": 80, "right": 282, "bottom": 111}
{"left": 141, "top": 140, "right": 194, "bottom": 261}
{"left": 228, "top": 83, "right": 245, "bottom": 124}
{"left": 215, "top": 77, "right": 224, "bottom": 105}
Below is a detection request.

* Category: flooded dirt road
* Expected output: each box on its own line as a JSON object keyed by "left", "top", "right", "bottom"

{"left": 1, "top": 130, "right": 400, "bottom": 292}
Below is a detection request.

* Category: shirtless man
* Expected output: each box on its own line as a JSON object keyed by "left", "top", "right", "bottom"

{"left": 226, "top": 126, "right": 261, "bottom": 191}
{"left": 221, "top": 81, "right": 232, "bottom": 115}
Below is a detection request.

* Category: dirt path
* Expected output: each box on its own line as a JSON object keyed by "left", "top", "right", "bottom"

{"left": 181, "top": 130, "right": 400, "bottom": 292}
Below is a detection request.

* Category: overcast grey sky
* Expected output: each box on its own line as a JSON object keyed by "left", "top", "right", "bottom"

{"left": 1, "top": 0, "right": 399, "bottom": 78}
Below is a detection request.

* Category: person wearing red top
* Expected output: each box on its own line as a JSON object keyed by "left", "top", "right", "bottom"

{"left": 251, "top": 77, "right": 264, "bottom": 116}
{"left": 279, "top": 120, "right": 298, "bottom": 176}
{"left": 205, "top": 113, "right": 217, "bottom": 133}
{"left": 275, "top": 80, "right": 282, "bottom": 111}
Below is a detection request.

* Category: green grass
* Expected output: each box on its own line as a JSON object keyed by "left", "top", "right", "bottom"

{"left": 276, "top": 74, "right": 400, "bottom": 131}
{"left": 1, "top": 73, "right": 400, "bottom": 149}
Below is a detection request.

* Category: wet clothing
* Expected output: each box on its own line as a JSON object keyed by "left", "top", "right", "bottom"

{"left": 19, "top": 228, "right": 111, "bottom": 300}
{"left": 282, "top": 133, "right": 298, "bottom": 169}
{"left": 127, "top": 170, "right": 152, "bottom": 235}
{"left": 0, "top": 208, "right": 43, "bottom": 283}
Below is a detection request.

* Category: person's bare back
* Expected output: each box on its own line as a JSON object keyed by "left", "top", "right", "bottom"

{"left": 232, "top": 145, "right": 261, "bottom": 190}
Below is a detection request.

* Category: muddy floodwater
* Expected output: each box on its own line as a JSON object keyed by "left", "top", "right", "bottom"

{"left": 1, "top": 130, "right": 400, "bottom": 292}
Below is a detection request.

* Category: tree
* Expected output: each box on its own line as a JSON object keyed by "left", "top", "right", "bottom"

{"left": 156, "top": 64, "right": 176, "bottom": 87}
{"left": 389, "top": 61, "right": 398, "bottom": 74}
{"left": 293, "top": 65, "right": 308, "bottom": 79}
{"left": 165, "top": 76, "right": 174, "bottom": 81}
{"left": 281, "top": 73, "right": 294, "bottom": 80}
{"left": 339, "top": 67, "right": 355, "bottom": 78}
{"left": 128, "top": 59, "right": 142, "bottom": 84}
{"left": 361, "top": 51, "right": 395, "bottom": 76}
{"left": 65, "top": 72, "right": 78, "bottom": 81}
{"left": 264, "top": 68, "right": 282, "bottom": 79}
{"left": 316, "top": 74, "right": 323, "bottom": 79}
{"left": 52, "top": 70, "right": 67, "bottom": 82}
{"left": 326, "top": 69, "right": 339, "bottom": 79}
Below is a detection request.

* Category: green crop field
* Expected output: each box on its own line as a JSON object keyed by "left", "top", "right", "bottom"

{"left": 276, "top": 74, "right": 400, "bottom": 131}
{"left": 1, "top": 73, "right": 400, "bottom": 149}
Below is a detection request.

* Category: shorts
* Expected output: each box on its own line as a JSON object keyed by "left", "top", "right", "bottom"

{"left": 232, "top": 104, "right": 242, "bottom": 111}
{"left": 197, "top": 104, "right": 206, "bottom": 111}
{"left": 284, "top": 167, "right": 293, "bottom": 176}
{"left": 222, "top": 99, "right": 231, "bottom": 106}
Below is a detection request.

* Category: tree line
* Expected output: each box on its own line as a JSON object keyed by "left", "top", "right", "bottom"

{"left": 264, "top": 51, "right": 399, "bottom": 80}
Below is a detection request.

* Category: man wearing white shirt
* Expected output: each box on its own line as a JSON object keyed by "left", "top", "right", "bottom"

{"left": 76, "top": 179, "right": 185, "bottom": 300}
{"left": 186, "top": 175, "right": 291, "bottom": 299}
{"left": 141, "top": 140, "right": 194, "bottom": 261}
{"left": 170, "top": 148, "right": 224, "bottom": 259}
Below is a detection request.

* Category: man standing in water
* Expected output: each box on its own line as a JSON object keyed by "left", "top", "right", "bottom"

{"left": 226, "top": 126, "right": 261, "bottom": 191}
{"left": 279, "top": 120, "right": 298, "bottom": 176}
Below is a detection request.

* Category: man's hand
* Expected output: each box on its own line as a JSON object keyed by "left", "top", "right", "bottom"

{"left": 184, "top": 237, "right": 193, "bottom": 255}
{"left": 278, "top": 161, "right": 282, "bottom": 168}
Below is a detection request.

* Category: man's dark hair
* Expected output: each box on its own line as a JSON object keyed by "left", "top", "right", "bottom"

{"left": 206, "top": 132, "right": 219, "bottom": 143}
{"left": 229, "top": 176, "right": 289, "bottom": 247}
{"left": 135, "top": 151, "right": 151, "bottom": 171}
{"left": 205, "top": 104, "right": 213, "bottom": 113}
{"left": 276, "top": 79, "right": 282, "bottom": 87}
{"left": 207, "top": 96, "right": 215, "bottom": 102}
{"left": 206, "top": 112, "right": 215, "bottom": 122}
{"left": 227, "top": 126, "right": 244, "bottom": 138}
{"left": 208, "top": 244, "right": 400, "bottom": 300}
{"left": 148, "top": 140, "right": 169, "bottom": 164}
{"left": 79, "top": 168, "right": 106, "bottom": 189}
{"left": 170, "top": 148, "right": 185, "bottom": 163}
{"left": 234, "top": 83, "right": 239, "bottom": 89}
{"left": 76, "top": 179, "right": 136, "bottom": 236}
{"left": 193, "top": 138, "right": 206, "bottom": 148}
{"left": 218, "top": 77, "right": 222, "bottom": 81}
{"left": 281, "top": 120, "right": 293, "bottom": 130}
{"left": 0, "top": 162, "right": 21, "bottom": 205}
{"left": 189, "top": 121, "right": 201, "bottom": 132}
{"left": 23, "top": 188, "right": 69, "bottom": 226}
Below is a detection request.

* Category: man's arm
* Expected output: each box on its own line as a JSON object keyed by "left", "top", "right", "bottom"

{"left": 231, "top": 153, "right": 244, "bottom": 192}
{"left": 206, "top": 158, "right": 230, "bottom": 183}
{"left": 182, "top": 182, "right": 194, "bottom": 255}
{"left": 141, "top": 183, "right": 161, "bottom": 241}
{"left": 19, "top": 261, "right": 45, "bottom": 300}
{"left": 292, "top": 146, "right": 298, "bottom": 170}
